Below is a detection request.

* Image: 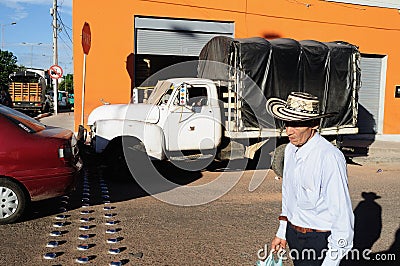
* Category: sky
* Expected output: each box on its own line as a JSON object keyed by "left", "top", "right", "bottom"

{"left": 0, "top": 0, "right": 73, "bottom": 74}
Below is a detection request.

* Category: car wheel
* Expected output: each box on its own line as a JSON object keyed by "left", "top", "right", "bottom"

{"left": 0, "top": 179, "right": 28, "bottom": 224}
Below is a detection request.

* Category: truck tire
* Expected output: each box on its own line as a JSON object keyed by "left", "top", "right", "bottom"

{"left": 271, "top": 144, "right": 287, "bottom": 178}
{"left": 102, "top": 139, "right": 131, "bottom": 180}
{"left": 43, "top": 103, "right": 50, "bottom": 113}
{"left": 103, "top": 137, "right": 151, "bottom": 181}
{"left": 0, "top": 178, "right": 29, "bottom": 224}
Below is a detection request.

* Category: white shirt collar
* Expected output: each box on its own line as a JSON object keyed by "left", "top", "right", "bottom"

{"left": 289, "top": 132, "right": 321, "bottom": 159}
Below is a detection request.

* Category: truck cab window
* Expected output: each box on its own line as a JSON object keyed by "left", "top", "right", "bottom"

{"left": 187, "top": 87, "right": 208, "bottom": 106}
{"left": 171, "top": 86, "right": 208, "bottom": 107}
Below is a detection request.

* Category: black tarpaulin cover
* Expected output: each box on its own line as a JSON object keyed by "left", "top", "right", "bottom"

{"left": 198, "top": 36, "right": 360, "bottom": 129}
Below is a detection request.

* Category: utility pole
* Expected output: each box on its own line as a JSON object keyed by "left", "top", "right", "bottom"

{"left": 51, "top": 0, "right": 59, "bottom": 115}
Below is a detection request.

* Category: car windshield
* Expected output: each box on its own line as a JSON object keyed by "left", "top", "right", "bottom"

{"left": 0, "top": 104, "right": 46, "bottom": 133}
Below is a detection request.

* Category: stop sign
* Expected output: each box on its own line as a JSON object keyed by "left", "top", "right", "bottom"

{"left": 82, "top": 22, "right": 91, "bottom": 55}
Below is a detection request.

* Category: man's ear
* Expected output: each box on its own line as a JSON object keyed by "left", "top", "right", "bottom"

{"left": 311, "top": 119, "right": 320, "bottom": 129}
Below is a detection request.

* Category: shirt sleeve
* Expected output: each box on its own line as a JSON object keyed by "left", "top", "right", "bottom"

{"left": 276, "top": 148, "right": 289, "bottom": 240}
{"left": 276, "top": 220, "right": 287, "bottom": 240}
{"left": 276, "top": 177, "right": 287, "bottom": 239}
{"left": 321, "top": 151, "right": 354, "bottom": 266}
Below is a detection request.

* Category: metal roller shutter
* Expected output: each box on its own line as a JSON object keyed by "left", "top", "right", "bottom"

{"left": 358, "top": 55, "right": 387, "bottom": 134}
{"left": 135, "top": 17, "right": 234, "bottom": 56}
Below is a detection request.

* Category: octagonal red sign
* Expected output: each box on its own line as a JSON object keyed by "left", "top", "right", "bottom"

{"left": 82, "top": 22, "right": 91, "bottom": 55}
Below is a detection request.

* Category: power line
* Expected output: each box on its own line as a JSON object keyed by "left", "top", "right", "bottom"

{"left": 55, "top": 0, "right": 72, "bottom": 75}
{"left": 58, "top": 34, "right": 72, "bottom": 52}
{"left": 57, "top": 12, "right": 72, "bottom": 44}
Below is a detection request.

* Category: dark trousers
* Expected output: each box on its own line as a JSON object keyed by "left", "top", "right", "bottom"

{"left": 286, "top": 223, "right": 331, "bottom": 266}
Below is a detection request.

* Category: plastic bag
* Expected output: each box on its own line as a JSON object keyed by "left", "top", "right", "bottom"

{"left": 255, "top": 253, "right": 283, "bottom": 266}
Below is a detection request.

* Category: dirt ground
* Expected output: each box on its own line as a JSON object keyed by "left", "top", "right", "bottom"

{"left": 0, "top": 159, "right": 399, "bottom": 266}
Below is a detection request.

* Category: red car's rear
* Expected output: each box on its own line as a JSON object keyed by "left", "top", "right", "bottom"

{"left": 0, "top": 105, "right": 82, "bottom": 224}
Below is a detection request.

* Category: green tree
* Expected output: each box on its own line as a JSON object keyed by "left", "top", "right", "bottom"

{"left": 0, "top": 50, "right": 19, "bottom": 91}
{"left": 59, "top": 74, "right": 74, "bottom": 94}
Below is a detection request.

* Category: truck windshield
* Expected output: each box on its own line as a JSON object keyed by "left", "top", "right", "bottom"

{"left": 147, "top": 80, "right": 173, "bottom": 105}
{"left": 0, "top": 105, "right": 46, "bottom": 133}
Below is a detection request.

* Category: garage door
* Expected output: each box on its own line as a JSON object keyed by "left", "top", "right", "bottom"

{"left": 357, "top": 55, "right": 387, "bottom": 134}
{"left": 135, "top": 16, "right": 235, "bottom": 56}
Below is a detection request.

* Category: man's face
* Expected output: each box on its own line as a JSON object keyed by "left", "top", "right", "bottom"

{"left": 285, "top": 121, "right": 319, "bottom": 147}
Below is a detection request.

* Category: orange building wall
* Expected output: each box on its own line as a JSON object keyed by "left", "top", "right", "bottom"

{"left": 73, "top": 0, "right": 400, "bottom": 134}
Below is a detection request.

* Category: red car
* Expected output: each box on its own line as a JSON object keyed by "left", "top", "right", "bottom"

{"left": 0, "top": 104, "right": 82, "bottom": 224}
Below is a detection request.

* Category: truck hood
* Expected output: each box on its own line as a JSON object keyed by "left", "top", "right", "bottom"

{"left": 87, "top": 103, "right": 160, "bottom": 126}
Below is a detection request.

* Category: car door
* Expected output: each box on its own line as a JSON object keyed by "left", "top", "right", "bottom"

{"left": 164, "top": 85, "right": 216, "bottom": 152}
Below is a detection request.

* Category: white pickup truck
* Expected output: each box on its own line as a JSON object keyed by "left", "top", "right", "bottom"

{"left": 84, "top": 37, "right": 361, "bottom": 176}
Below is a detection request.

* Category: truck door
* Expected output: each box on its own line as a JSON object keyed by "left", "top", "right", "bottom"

{"left": 164, "top": 85, "right": 216, "bottom": 152}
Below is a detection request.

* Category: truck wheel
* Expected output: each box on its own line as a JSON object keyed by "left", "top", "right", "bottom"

{"left": 103, "top": 140, "right": 131, "bottom": 180}
{"left": 43, "top": 103, "right": 50, "bottom": 113}
{"left": 271, "top": 144, "right": 287, "bottom": 178}
{"left": 103, "top": 137, "right": 150, "bottom": 181}
{"left": 0, "top": 179, "right": 28, "bottom": 224}
{"left": 122, "top": 137, "right": 155, "bottom": 179}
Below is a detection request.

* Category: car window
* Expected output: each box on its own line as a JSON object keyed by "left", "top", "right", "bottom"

{"left": 0, "top": 105, "right": 46, "bottom": 133}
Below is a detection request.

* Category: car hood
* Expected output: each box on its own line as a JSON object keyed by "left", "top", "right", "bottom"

{"left": 87, "top": 103, "right": 160, "bottom": 126}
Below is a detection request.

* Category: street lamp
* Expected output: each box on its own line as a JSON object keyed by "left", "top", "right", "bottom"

{"left": 21, "top": 42, "right": 43, "bottom": 68}
{"left": 1, "top": 22, "right": 17, "bottom": 50}
{"left": 42, "top": 54, "right": 52, "bottom": 65}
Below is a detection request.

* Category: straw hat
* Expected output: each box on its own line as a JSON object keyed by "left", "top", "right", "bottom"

{"left": 266, "top": 92, "right": 336, "bottom": 121}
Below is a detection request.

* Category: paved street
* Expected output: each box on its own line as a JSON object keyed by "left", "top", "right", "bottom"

{"left": 39, "top": 111, "right": 75, "bottom": 132}
{"left": 0, "top": 112, "right": 398, "bottom": 265}
{"left": 0, "top": 160, "right": 399, "bottom": 265}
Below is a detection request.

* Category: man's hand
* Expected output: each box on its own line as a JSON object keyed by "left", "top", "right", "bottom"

{"left": 271, "top": 236, "right": 287, "bottom": 253}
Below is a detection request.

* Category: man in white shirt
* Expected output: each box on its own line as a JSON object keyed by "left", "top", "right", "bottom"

{"left": 266, "top": 92, "right": 354, "bottom": 266}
